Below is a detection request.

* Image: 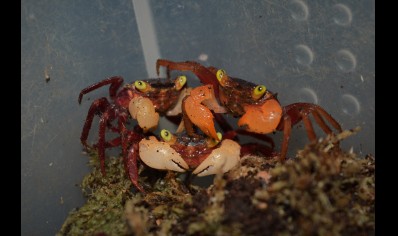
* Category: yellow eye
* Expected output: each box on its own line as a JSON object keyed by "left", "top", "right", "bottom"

{"left": 207, "top": 132, "right": 223, "bottom": 147}
{"left": 160, "top": 129, "right": 173, "bottom": 142}
{"left": 175, "top": 75, "right": 187, "bottom": 91}
{"left": 216, "top": 69, "right": 226, "bottom": 83}
{"left": 134, "top": 80, "right": 148, "bottom": 92}
{"left": 252, "top": 85, "right": 267, "bottom": 100}
{"left": 216, "top": 132, "right": 222, "bottom": 141}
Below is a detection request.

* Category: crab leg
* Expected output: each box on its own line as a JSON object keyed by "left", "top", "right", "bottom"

{"left": 118, "top": 116, "right": 146, "bottom": 192}
{"left": 80, "top": 97, "right": 111, "bottom": 148}
{"left": 156, "top": 59, "right": 221, "bottom": 97}
{"left": 118, "top": 112, "right": 130, "bottom": 161}
{"left": 311, "top": 110, "right": 333, "bottom": 134}
{"left": 277, "top": 103, "right": 342, "bottom": 133}
{"left": 313, "top": 106, "right": 342, "bottom": 132}
{"left": 97, "top": 107, "right": 117, "bottom": 175}
{"left": 125, "top": 143, "right": 145, "bottom": 193}
{"left": 280, "top": 115, "right": 292, "bottom": 162}
{"left": 78, "top": 76, "right": 124, "bottom": 104}
{"left": 93, "top": 137, "right": 121, "bottom": 149}
{"left": 302, "top": 114, "right": 316, "bottom": 142}
{"left": 277, "top": 103, "right": 342, "bottom": 161}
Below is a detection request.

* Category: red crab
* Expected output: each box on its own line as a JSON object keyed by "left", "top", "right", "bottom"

{"left": 78, "top": 75, "right": 188, "bottom": 191}
{"left": 156, "top": 59, "right": 342, "bottom": 161}
{"left": 136, "top": 129, "right": 240, "bottom": 188}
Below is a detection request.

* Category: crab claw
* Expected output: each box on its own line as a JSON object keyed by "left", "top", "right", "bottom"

{"left": 184, "top": 85, "right": 226, "bottom": 140}
{"left": 139, "top": 136, "right": 189, "bottom": 172}
{"left": 238, "top": 99, "right": 283, "bottom": 134}
{"left": 193, "top": 139, "right": 241, "bottom": 176}
{"left": 166, "top": 87, "right": 192, "bottom": 116}
{"left": 129, "top": 97, "right": 160, "bottom": 132}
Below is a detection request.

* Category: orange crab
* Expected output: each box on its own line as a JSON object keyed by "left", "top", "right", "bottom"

{"left": 156, "top": 59, "right": 342, "bottom": 161}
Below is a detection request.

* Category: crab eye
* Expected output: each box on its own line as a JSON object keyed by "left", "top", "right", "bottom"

{"left": 208, "top": 132, "right": 223, "bottom": 147}
{"left": 252, "top": 85, "right": 267, "bottom": 100}
{"left": 175, "top": 75, "right": 187, "bottom": 91}
{"left": 216, "top": 132, "right": 222, "bottom": 141}
{"left": 134, "top": 80, "right": 148, "bottom": 92}
{"left": 160, "top": 129, "right": 173, "bottom": 142}
{"left": 216, "top": 69, "right": 226, "bottom": 83}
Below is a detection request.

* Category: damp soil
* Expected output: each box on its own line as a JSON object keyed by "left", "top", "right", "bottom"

{"left": 58, "top": 129, "right": 375, "bottom": 236}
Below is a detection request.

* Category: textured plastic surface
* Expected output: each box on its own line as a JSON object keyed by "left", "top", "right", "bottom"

{"left": 21, "top": 1, "right": 374, "bottom": 235}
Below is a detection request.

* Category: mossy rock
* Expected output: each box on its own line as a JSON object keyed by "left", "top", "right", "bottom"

{"left": 59, "top": 130, "right": 374, "bottom": 236}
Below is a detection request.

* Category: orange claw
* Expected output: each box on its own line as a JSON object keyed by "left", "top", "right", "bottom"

{"left": 183, "top": 85, "right": 225, "bottom": 140}
{"left": 238, "top": 99, "right": 283, "bottom": 134}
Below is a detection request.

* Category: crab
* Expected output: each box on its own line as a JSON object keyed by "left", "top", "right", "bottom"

{"left": 131, "top": 129, "right": 241, "bottom": 191}
{"left": 156, "top": 59, "right": 342, "bottom": 161}
{"left": 123, "top": 89, "right": 239, "bottom": 193}
{"left": 78, "top": 75, "right": 189, "bottom": 188}
{"left": 179, "top": 84, "right": 277, "bottom": 157}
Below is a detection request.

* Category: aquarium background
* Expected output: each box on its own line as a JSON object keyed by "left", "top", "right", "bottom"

{"left": 21, "top": 1, "right": 374, "bottom": 235}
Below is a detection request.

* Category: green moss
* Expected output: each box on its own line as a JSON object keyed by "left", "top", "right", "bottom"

{"left": 59, "top": 129, "right": 374, "bottom": 235}
{"left": 58, "top": 153, "right": 135, "bottom": 235}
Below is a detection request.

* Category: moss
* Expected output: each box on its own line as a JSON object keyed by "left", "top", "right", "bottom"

{"left": 58, "top": 153, "right": 135, "bottom": 235}
{"left": 59, "top": 129, "right": 374, "bottom": 235}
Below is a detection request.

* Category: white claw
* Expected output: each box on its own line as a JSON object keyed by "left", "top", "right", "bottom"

{"left": 139, "top": 136, "right": 189, "bottom": 172}
{"left": 129, "top": 97, "right": 160, "bottom": 132}
{"left": 193, "top": 139, "right": 241, "bottom": 176}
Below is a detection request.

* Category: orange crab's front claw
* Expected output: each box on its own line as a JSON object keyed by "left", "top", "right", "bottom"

{"left": 183, "top": 85, "right": 226, "bottom": 140}
{"left": 238, "top": 99, "right": 283, "bottom": 134}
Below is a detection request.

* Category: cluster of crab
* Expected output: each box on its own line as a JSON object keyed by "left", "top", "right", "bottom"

{"left": 78, "top": 59, "right": 342, "bottom": 193}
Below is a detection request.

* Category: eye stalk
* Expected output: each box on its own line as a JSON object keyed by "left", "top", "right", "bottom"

{"left": 216, "top": 69, "right": 228, "bottom": 86}
{"left": 207, "top": 132, "right": 223, "bottom": 148}
{"left": 160, "top": 129, "right": 176, "bottom": 144}
{"left": 134, "top": 80, "right": 150, "bottom": 92}
{"left": 175, "top": 75, "right": 187, "bottom": 91}
{"left": 252, "top": 85, "right": 267, "bottom": 100}
{"left": 216, "top": 132, "right": 222, "bottom": 141}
